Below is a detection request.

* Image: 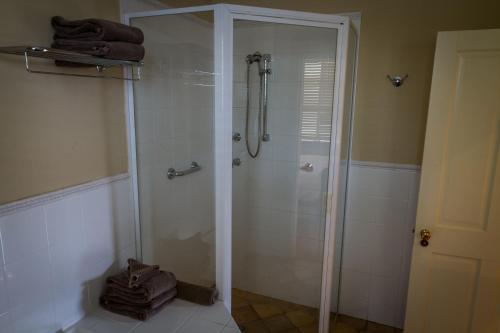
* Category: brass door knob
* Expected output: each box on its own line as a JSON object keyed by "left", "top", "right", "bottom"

{"left": 420, "top": 229, "right": 431, "bottom": 247}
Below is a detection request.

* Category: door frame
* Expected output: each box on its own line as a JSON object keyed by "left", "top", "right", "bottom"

{"left": 122, "top": 4, "right": 356, "bottom": 332}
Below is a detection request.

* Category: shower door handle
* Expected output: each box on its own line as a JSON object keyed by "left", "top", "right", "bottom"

{"left": 167, "top": 162, "right": 201, "bottom": 180}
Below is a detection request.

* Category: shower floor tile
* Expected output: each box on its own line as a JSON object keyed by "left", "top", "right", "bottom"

{"left": 252, "top": 303, "right": 283, "bottom": 319}
{"left": 286, "top": 310, "right": 317, "bottom": 327}
{"left": 231, "top": 289, "right": 403, "bottom": 333}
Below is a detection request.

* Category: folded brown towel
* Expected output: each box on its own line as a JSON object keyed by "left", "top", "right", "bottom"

{"left": 176, "top": 281, "right": 218, "bottom": 305}
{"left": 127, "top": 258, "right": 160, "bottom": 287}
{"left": 102, "top": 287, "right": 177, "bottom": 308}
{"left": 100, "top": 288, "right": 176, "bottom": 321}
{"left": 105, "top": 286, "right": 156, "bottom": 305}
{"left": 107, "top": 270, "right": 177, "bottom": 301}
{"left": 52, "top": 39, "right": 145, "bottom": 61}
{"left": 52, "top": 16, "right": 144, "bottom": 44}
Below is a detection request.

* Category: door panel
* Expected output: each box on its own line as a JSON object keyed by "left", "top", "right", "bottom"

{"left": 441, "top": 51, "right": 500, "bottom": 230}
{"left": 130, "top": 12, "right": 216, "bottom": 287}
{"left": 231, "top": 18, "right": 338, "bottom": 307}
{"left": 405, "top": 29, "right": 500, "bottom": 333}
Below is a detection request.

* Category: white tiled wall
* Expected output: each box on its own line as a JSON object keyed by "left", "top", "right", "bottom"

{"left": 0, "top": 176, "right": 135, "bottom": 333}
{"left": 338, "top": 162, "right": 420, "bottom": 328}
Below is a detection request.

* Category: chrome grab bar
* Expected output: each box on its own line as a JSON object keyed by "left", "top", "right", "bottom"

{"left": 167, "top": 162, "right": 201, "bottom": 180}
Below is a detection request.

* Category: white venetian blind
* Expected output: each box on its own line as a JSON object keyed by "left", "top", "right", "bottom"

{"left": 300, "top": 60, "right": 335, "bottom": 142}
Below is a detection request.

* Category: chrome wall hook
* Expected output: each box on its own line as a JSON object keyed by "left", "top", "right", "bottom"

{"left": 387, "top": 74, "right": 408, "bottom": 87}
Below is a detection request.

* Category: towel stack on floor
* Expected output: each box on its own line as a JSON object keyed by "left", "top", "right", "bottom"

{"left": 100, "top": 259, "right": 177, "bottom": 321}
{"left": 101, "top": 259, "right": 221, "bottom": 321}
{"left": 51, "top": 16, "right": 145, "bottom": 61}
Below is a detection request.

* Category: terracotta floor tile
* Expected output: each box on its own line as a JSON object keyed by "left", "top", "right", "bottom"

{"left": 252, "top": 303, "right": 284, "bottom": 319}
{"left": 240, "top": 319, "right": 271, "bottom": 333}
{"left": 268, "top": 298, "right": 302, "bottom": 313}
{"left": 298, "top": 323, "right": 319, "bottom": 333}
{"left": 331, "top": 321, "right": 358, "bottom": 333}
{"left": 286, "top": 310, "right": 317, "bottom": 328}
{"left": 336, "top": 314, "right": 367, "bottom": 330}
{"left": 233, "top": 295, "right": 250, "bottom": 308}
{"left": 364, "top": 321, "right": 396, "bottom": 333}
{"left": 232, "top": 288, "right": 253, "bottom": 297}
{"left": 264, "top": 315, "right": 295, "bottom": 332}
{"left": 292, "top": 305, "right": 319, "bottom": 319}
{"left": 233, "top": 305, "right": 260, "bottom": 324}
{"left": 235, "top": 289, "right": 274, "bottom": 303}
{"left": 232, "top": 290, "right": 399, "bottom": 333}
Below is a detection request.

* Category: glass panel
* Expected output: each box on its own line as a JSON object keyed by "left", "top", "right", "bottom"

{"left": 231, "top": 20, "right": 339, "bottom": 331}
{"left": 131, "top": 12, "right": 215, "bottom": 286}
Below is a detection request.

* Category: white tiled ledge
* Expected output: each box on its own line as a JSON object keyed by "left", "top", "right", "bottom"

{"left": 0, "top": 173, "right": 130, "bottom": 217}
{"left": 351, "top": 160, "right": 421, "bottom": 171}
{"left": 64, "top": 300, "right": 240, "bottom": 333}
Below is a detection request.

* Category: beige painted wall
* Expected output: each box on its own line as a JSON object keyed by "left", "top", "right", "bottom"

{"left": 164, "top": 0, "right": 500, "bottom": 165}
{"left": 0, "top": 0, "right": 128, "bottom": 204}
{"left": 2, "top": 0, "right": 498, "bottom": 204}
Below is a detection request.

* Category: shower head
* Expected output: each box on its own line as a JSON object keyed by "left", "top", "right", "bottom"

{"left": 246, "top": 52, "right": 262, "bottom": 64}
{"left": 246, "top": 52, "right": 272, "bottom": 65}
{"left": 246, "top": 52, "right": 272, "bottom": 76}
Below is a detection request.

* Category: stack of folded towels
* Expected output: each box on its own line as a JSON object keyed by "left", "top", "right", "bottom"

{"left": 100, "top": 259, "right": 177, "bottom": 321}
{"left": 51, "top": 16, "right": 145, "bottom": 61}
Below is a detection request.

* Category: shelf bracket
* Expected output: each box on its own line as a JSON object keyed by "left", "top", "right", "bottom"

{"left": 0, "top": 46, "right": 143, "bottom": 81}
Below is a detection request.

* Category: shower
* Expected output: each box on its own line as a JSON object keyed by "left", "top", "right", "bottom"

{"left": 129, "top": 6, "right": 357, "bottom": 332}
{"left": 245, "top": 51, "right": 271, "bottom": 158}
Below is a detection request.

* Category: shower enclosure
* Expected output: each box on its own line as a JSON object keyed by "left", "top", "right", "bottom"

{"left": 125, "top": 5, "right": 357, "bottom": 332}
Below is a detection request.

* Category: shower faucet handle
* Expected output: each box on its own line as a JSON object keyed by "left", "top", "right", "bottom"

{"left": 232, "top": 158, "right": 242, "bottom": 167}
{"left": 300, "top": 162, "right": 314, "bottom": 172}
{"left": 233, "top": 132, "right": 242, "bottom": 142}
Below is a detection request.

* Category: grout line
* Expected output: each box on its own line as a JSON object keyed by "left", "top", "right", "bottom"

{"left": 41, "top": 204, "right": 60, "bottom": 333}
{"left": 171, "top": 304, "right": 202, "bottom": 333}
{"left": 0, "top": 228, "right": 10, "bottom": 330}
{"left": 42, "top": 205, "right": 51, "bottom": 256}
{"left": 0, "top": 226, "right": 5, "bottom": 268}
{"left": 126, "top": 321, "right": 142, "bottom": 333}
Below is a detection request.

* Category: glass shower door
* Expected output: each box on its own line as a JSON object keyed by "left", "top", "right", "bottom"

{"left": 130, "top": 11, "right": 216, "bottom": 287}
{"left": 231, "top": 19, "right": 344, "bottom": 331}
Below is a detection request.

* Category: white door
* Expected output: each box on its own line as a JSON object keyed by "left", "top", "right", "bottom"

{"left": 405, "top": 29, "right": 500, "bottom": 333}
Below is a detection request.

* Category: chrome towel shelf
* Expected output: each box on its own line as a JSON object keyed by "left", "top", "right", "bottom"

{"left": 0, "top": 46, "right": 143, "bottom": 80}
{"left": 167, "top": 162, "right": 201, "bottom": 180}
